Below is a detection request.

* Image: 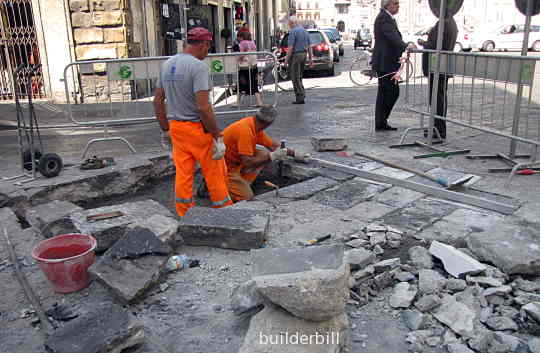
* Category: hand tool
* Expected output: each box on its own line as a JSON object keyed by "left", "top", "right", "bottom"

{"left": 278, "top": 140, "right": 285, "bottom": 178}
{"left": 353, "top": 151, "right": 473, "bottom": 190}
{"left": 516, "top": 169, "right": 540, "bottom": 175}
{"left": 264, "top": 180, "right": 280, "bottom": 198}
{"left": 86, "top": 211, "right": 124, "bottom": 222}
{"left": 305, "top": 234, "right": 331, "bottom": 246}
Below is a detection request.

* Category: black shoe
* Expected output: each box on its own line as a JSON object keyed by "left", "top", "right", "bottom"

{"left": 376, "top": 124, "right": 397, "bottom": 131}
{"left": 292, "top": 100, "right": 305, "bottom": 104}
{"left": 423, "top": 129, "right": 446, "bottom": 139}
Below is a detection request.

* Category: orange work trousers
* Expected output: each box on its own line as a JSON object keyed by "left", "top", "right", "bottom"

{"left": 227, "top": 149, "right": 267, "bottom": 202}
{"left": 170, "top": 120, "right": 232, "bottom": 216}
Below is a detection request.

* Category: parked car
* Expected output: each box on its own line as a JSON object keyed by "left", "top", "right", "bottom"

{"left": 276, "top": 29, "right": 335, "bottom": 76}
{"left": 471, "top": 24, "right": 540, "bottom": 51}
{"left": 404, "top": 25, "right": 472, "bottom": 52}
{"left": 320, "top": 29, "right": 341, "bottom": 62}
{"left": 319, "top": 27, "right": 344, "bottom": 56}
{"left": 354, "top": 29, "right": 372, "bottom": 50}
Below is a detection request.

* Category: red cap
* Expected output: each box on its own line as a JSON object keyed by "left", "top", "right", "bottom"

{"left": 187, "top": 27, "right": 213, "bottom": 41}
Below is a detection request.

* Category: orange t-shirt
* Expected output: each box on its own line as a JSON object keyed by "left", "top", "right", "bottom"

{"left": 223, "top": 116, "right": 274, "bottom": 172}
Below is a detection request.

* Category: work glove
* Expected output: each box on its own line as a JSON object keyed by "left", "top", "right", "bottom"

{"left": 212, "top": 137, "right": 226, "bottom": 160}
{"left": 269, "top": 148, "right": 288, "bottom": 161}
{"left": 294, "top": 152, "right": 311, "bottom": 163}
{"left": 161, "top": 130, "right": 171, "bottom": 151}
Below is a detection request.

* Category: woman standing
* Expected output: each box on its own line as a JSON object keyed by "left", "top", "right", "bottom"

{"left": 237, "top": 31, "right": 263, "bottom": 107}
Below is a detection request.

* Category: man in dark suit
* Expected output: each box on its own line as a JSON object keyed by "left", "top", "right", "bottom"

{"left": 418, "top": 17, "right": 458, "bottom": 139}
{"left": 372, "top": 0, "right": 414, "bottom": 131}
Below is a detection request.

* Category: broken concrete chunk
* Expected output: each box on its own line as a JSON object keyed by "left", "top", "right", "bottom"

{"left": 418, "top": 269, "right": 447, "bottom": 295}
{"left": 238, "top": 304, "right": 348, "bottom": 353}
{"left": 70, "top": 200, "right": 175, "bottom": 252}
{"left": 483, "top": 286, "right": 512, "bottom": 297}
{"left": 373, "top": 258, "right": 400, "bottom": 273}
{"left": 433, "top": 296, "right": 476, "bottom": 337}
{"left": 514, "top": 290, "right": 540, "bottom": 305}
{"left": 44, "top": 303, "right": 144, "bottom": 353}
{"left": 25, "top": 200, "right": 83, "bottom": 232}
{"left": 311, "top": 136, "right": 347, "bottom": 152}
{"left": 522, "top": 302, "right": 540, "bottom": 323}
{"left": 466, "top": 220, "right": 540, "bottom": 275}
{"left": 179, "top": 206, "right": 267, "bottom": 250}
{"left": 368, "top": 233, "right": 386, "bottom": 246}
{"left": 512, "top": 277, "right": 540, "bottom": 293}
{"left": 389, "top": 282, "right": 417, "bottom": 308}
{"left": 414, "top": 294, "right": 441, "bottom": 312}
{"left": 394, "top": 271, "right": 415, "bottom": 282}
{"left": 365, "top": 223, "right": 387, "bottom": 232}
{"left": 429, "top": 241, "right": 486, "bottom": 278}
{"left": 344, "top": 248, "right": 375, "bottom": 271}
{"left": 89, "top": 227, "right": 172, "bottom": 303}
{"left": 408, "top": 246, "right": 433, "bottom": 270}
{"left": 466, "top": 276, "right": 504, "bottom": 288}
{"left": 401, "top": 310, "right": 426, "bottom": 331}
{"left": 346, "top": 239, "right": 368, "bottom": 248}
{"left": 485, "top": 316, "right": 518, "bottom": 331}
{"left": 530, "top": 338, "right": 540, "bottom": 353}
{"left": 446, "top": 279, "right": 467, "bottom": 293}
{"left": 446, "top": 343, "right": 475, "bottom": 353}
{"left": 258, "top": 176, "right": 338, "bottom": 201}
{"left": 372, "top": 244, "right": 384, "bottom": 255}
{"left": 129, "top": 214, "right": 181, "bottom": 249}
{"left": 252, "top": 245, "right": 349, "bottom": 322}
{"left": 373, "top": 271, "right": 394, "bottom": 290}
{"left": 353, "top": 265, "right": 375, "bottom": 280}
{"left": 493, "top": 333, "right": 523, "bottom": 352}
{"left": 386, "top": 232, "right": 402, "bottom": 241}
{"left": 230, "top": 280, "right": 264, "bottom": 315}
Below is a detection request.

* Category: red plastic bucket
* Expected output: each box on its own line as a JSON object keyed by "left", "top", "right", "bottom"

{"left": 31, "top": 234, "right": 97, "bottom": 293}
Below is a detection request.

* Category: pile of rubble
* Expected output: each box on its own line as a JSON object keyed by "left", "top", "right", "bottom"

{"left": 342, "top": 221, "right": 540, "bottom": 353}
{"left": 231, "top": 244, "right": 350, "bottom": 353}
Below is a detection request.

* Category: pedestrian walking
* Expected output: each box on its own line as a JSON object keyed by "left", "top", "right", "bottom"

{"left": 237, "top": 31, "right": 263, "bottom": 107}
{"left": 285, "top": 16, "right": 314, "bottom": 104}
{"left": 154, "top": 27, "right": 233, "bottom": 217}
{"left": 372, "top": 0, "right": 415, "bottom": 131}
{"left": 418, "top": 16, "right": 458, "bottom": 140}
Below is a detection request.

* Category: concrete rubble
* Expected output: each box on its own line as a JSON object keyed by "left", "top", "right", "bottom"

{"left": 389, "top": 282, "right": 417, "bottom": 308}
{"left": 311, "top": 136, "right": 348, "bottom": 152}
{"left": 429, "top": 240, "right": 486, "bottom": 278}
{"left": 25, "top": 200, "right": 83, "bottom": 234}
{"left": 179, "top": 206, "right": 268, "bottom": 250}
{"left": 44, "top": 303, "right": 144, "bottom": 353}
{"left": 89, "top": 226, "right": 172, "bottom": 303}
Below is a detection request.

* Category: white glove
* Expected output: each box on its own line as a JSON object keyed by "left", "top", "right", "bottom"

{"left": 161, "top": 130, "right": 171, "bottom": 151}
{"left": 294, "top": 152, "right": 311, "bottom": 163}
{"left": 212, "top": 137, "right": 226, "bottom": 160}
{"left": 270, "top": 148, "right": 288, "bottom": 161}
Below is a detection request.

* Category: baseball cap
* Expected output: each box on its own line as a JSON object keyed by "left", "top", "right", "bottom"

{"left": 187, "top": 27, "right": 213, "bottom": 41}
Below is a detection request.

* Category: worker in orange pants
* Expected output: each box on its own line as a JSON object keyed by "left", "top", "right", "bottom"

{"left": 223, "top": 105, "right": 301, "bottom": 202}
{"left": 154, "top": 27, "right": 232, "bottom": 216}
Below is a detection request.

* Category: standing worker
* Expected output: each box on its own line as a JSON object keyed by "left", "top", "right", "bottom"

{"left": 222, "top": 105, "right": 308, "bottom": 202}
{"left": 286, "top": 16, "right": 314, "bottom": 105}
{"left": 372, "top": 0, "right": 415, "bottom": 131}
{"left": 418, "top": 15, "right": 458, "bottom": 140}
{"left": 154, "top": 27, "right": 233, "bottom": 217}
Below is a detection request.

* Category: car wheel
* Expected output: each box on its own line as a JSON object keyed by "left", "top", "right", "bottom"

{"left": 533, "top": 40, "right": 540, "bottom": 51}
{"left": 454, "top": 42, "right": 463, "bottom": 52}
{"left": 327, "top": 64, "right": 335, "bottom": 77}
{"left": 482, "top": 41, "right": 495, "bottom": 52}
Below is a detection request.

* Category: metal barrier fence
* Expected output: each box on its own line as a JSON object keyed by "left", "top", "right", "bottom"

{"left": 62, "top": 51, "right": 280, "bottom": 158}
{"left": 403, "top": 49, "right": 540, "bottom": 184}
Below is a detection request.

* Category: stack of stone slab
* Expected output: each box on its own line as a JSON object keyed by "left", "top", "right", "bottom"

{"left": 232, "top": 244, "right": 350, "bottom": 353}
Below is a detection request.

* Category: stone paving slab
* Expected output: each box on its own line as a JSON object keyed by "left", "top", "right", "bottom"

{"left": 374, "top": 186, "right": 425, "bottom": 208}
{"left": 343, "top": 200, "right": 397, "bottom": 222}
{"left": 68, "top": 199, "right": 175, "bottom": 252}
{"left": 378, "top": 198, "right": 459, "bottom": 233}
{"left": 283, "top": 218, "right": 365, "bottom": 246}
{"left": 25, "top": 200, "right": 83, "bottom": 231}
{"left": 371, "top": 166, "right": 415, "bottom": 180}
{"left": 89, "top": 226, "right": 172, "bottom": 303}
{"left": 311, "top": 177, "right": 389, "bottom": 210}
{"left": 251, "top": 244, "right": 344, "bottom": 277}
{"left": 257, "top": 176, "right": 338, "bottom": 202}
{"left": 44, "top": 303, "right": 144, "bottom": 353}
{"left": 179, "top": 206, "right": 268, "bottom": 250}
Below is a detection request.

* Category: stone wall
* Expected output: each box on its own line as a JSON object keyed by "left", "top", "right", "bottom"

{"left": 69, "top": 0, "right": 133, "bottom": 101}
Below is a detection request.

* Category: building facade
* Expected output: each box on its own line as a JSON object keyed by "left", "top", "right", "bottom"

{"left": 0, "top": 0, "right": 286, "bottom": 103}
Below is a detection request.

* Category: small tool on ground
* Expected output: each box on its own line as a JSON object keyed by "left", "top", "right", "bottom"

{"left": 299, "top": 234, "right": 332, "bottom": 246}
{"left": 516, "top": 169, "right": 540, "bottom": 175}
{"left": 80, "top": 156, "right": 115, "bottom": 170}
{"left": 86, "top": 211, "right": 124, "bottom": 222}
{"left": 354, "top": 151, "right": 473, "bottom": 190}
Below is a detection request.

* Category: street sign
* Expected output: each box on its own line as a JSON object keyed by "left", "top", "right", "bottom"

{"left": 428, "top": 0, "right": 464, "bottom": 18}
{"left": 515, "top": 0, "right": 540, "bottom": 16}
{"left": 211, "top": 59, "right": 224, "bottom": 73}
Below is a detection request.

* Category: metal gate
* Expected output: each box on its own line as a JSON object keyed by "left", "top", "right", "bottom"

{"left": 0, "top": 0, "right": 45, "bottom": 100}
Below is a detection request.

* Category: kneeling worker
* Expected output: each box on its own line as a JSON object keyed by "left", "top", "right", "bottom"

{"left": 222, "top": 105, "right": 305, "bottom": 202}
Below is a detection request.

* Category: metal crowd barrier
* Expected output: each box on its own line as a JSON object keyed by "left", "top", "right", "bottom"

{"left": 403, "top": 49, "right": 540, "bottom": 185}
{"left": 62, "top": 51, "right": 279, "bottom": 158}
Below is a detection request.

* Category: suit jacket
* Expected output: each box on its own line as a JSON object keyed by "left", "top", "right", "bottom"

{"left": 422, "top": 18, "right": 458, "bottom": 77}
{"left": 372, "top": 9, "right": 407, "bottom": 73}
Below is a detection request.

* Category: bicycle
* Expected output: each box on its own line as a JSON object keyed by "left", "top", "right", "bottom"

{"left": 349, "top": 49, "right": 414, "bottom": 87}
